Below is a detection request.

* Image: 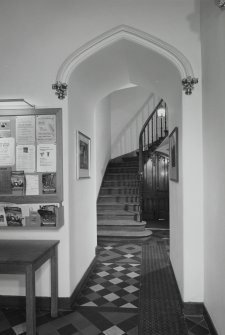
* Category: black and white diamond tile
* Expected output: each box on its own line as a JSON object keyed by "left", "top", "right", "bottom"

{"left": 75, "top": 263, "right": 141, "bottom": 309}
{"left": 97, "top": 244, "right": 142, "bottom": 264}
{"left": 38, "top": 308, "right": 138, "bottom": 335}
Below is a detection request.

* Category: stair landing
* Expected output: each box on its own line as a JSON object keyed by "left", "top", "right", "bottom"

{"left": 97, "top": 219, "right": 152, "bottom": 237}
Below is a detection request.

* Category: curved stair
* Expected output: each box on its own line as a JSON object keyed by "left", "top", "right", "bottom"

{"left": 97, "top": 155, "right": 152, "bottom": 237}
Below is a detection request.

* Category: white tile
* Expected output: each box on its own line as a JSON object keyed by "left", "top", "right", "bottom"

{"left": 124, "top": 285, "right": 139, "bottom": 293}
{"left": 97, "top": 271, "right": 109, "bottom": 277}
{"left": 114, "top": 266, "right": 125, "bottom": 271}
{"left": 109, "top": 278, "right": 123, "bottom": 284}
{"left": 103, "top": 293, "right": 120, "bottom": 302}
{"left": 121, "top": 303, "right": 137, "bottom": 308}
{"left": 81, "top": 301, "right": 98, "bottom": 307}
{"left": 104, "top": 246, "right": 113, "bottom": 250}
{"left": 124, "top": 254, "right": 134, "bottom": 258}
{"left": 127, "top": 272, "right": 139, "bottom": 278}
{"left": 103, "top": 325, "right": 125, "bottom": 335}
{"left": 90, "top": 284, "right": 104, "bottom": 292}
{"left": 12, "top": 323, "right": 26, "bottom": 335}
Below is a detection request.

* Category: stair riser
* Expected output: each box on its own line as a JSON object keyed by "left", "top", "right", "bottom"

{"left": 97, "top": 225, "right": 145, "bottom": 232}
{"left": 124, "top": 204, "right": 140, "bottom": 211}
{"left": 98, "top": 196, "right": 139, "bottom": 203}
{"left": 97, "top": 204, "right": 126, "bottom": 210}
{"left": 103, "top": 181, "right": 139, "bottom": 187}
{"left": 105, "top": 174, "right": 138, "bottom": 181}
{"left": 109, "top": 163, "right": 139, "bottom": 168}
{"left": 98, "top": 204, "right": 139, "bottom": 211}
{"left": 107, "top": 167, "right": 138, "bottom": 173}
{"left": 98, "top": 214, "right": 136, "bottom": 220}
{"left": 100, "top": 189, "right": 139, "bottom": 195}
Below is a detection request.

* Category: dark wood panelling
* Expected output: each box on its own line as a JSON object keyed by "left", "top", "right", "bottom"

{"left": 142, "top": 154, "right": 169, "bottom": 221}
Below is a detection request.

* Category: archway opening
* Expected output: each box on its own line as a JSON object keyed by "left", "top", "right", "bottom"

{"left": 65, "top": 34, "right": 184, "bottom": 294}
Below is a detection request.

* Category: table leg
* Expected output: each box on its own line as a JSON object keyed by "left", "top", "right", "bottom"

{"left": 51, "top": 245, "right": 58, "bottom": 317}
{"left": 26, "top": 264, "right": 36, "bottom": 335}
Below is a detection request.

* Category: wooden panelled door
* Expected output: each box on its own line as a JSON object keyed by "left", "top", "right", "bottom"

{"left": 142, "top": 153, "right": 169, "bottom": 221}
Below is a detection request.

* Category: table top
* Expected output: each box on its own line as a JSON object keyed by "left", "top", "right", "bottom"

{"left": 0, "top": 240, "right": 59, "bottom": 264}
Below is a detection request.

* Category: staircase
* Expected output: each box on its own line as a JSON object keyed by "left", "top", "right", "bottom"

{"left": 97, "top": 155, "right": 152, "bottom": 237}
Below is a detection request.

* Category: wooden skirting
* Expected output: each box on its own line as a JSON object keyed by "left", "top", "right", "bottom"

{"left": 0, "top": 253, "right": 97, "bottom": 311}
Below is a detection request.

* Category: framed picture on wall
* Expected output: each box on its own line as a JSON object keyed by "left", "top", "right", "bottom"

{"left": 169, "top": 127, "right": 179, "bottom": 182}
{"left": 77, "top": 131, "right": 91, "bottom": 179}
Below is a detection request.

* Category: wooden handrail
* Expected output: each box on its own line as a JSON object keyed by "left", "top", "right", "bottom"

{"left": 138, "top": 99, "right": 163, "bottom": 173}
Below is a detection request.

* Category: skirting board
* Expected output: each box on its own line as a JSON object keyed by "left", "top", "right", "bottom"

{"left": 183, "top": 302, "right": 218, "bottom": 335}
{"left": 0, "top": 252, "right": 97, "bottom": 311}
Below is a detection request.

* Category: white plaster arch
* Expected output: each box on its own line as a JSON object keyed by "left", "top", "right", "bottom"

{"left": 55, "top": 25, "right": 196, "bottom": 84}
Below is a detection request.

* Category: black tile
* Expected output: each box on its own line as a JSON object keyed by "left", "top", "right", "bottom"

{"left": 118, "top": 314, "right": 139, "bottom": 331}
{"left": 2, "top": 309, "right": 25, "bottom": 327}
{"left": 79, "top": 309, "right": 112, "bottom": 331}
{"left": 0, "top": 329, "right": 16, "bottom": 335}
{"left": 189, "top": 324, "right": 210, "bottom": 335}
{"left": 58, "top": 323, "right": 78, "bottom": 335}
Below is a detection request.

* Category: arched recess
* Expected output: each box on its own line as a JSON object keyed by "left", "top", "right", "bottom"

{"left": 53, "top": 25, "right": 197, "bottom": 96}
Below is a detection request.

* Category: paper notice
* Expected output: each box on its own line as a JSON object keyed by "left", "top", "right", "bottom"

{"left": 0, "top": 137, "right": 15, "bottom": 166}
{"left": 16, "top": 145, "right": 35, "bottom": 173}
{"left": 25, "top": 174, "right": 39, "bottom": 195}
{"left": 37, "top": 144, "right": 56, "bottom": 172}
{"left": 36, "top": 115, "right": 56, "bottom": 143}
{"left": 16, "top": 116, "right": 35, "bottom": 144}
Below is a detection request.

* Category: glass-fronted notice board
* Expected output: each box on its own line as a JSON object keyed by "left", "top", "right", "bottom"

{"left": 0, "top": 108, "right": 63, "bottom": 229}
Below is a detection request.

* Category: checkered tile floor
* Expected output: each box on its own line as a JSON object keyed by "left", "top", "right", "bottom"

{"left": 96, "top": 243, "right": 142, "bottom": 264}
{"left": 38, "top": 308, "right": 138, "bottom": 335}
{"left": 75, "top": 262, "right": 140, "bottom": 309}
{"left": 0, "top": 231, "right": 213, "bottom": 335}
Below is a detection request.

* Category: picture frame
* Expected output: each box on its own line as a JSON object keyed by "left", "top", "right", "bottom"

{"left": 77, "top": 131, "right": 91, "bottom": 179}
{"left": 169, "top": 127, "right": 179, "bottom": 182}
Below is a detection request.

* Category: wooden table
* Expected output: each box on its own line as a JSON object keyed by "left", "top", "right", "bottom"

{"left": 0, "top": 240, "right": 59, "bottom": 335}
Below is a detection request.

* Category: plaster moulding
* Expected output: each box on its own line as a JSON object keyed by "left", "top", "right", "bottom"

{"left": 53, "top": 25, "right": 198, "bottom": 98}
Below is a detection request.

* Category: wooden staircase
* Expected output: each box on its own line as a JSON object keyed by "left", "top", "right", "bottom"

{"left": 97, "top": 155, "right": 152, "bottom": 237}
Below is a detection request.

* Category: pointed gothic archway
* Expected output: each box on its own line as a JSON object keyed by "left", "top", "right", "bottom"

{"left": 52, "top": 25, "right": 198, "bottom": 99}
{"left": 55, "top": 25, "right": 202, "bottom": 303}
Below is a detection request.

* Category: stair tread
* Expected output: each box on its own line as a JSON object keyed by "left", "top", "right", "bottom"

{"left": 106, "top": 172, "right": 137, "bottom": 175}
{"left": 98, "top": 194, "right": 138, "bottom": 198}
{"left": 98, "top": 202, "right": 139, "bottom": 205}
{"left": 97, "top": 219, "right": 145, "bottom": 226}
{"left": 98, "top": 209, "right": 138, "bottom": 214}
{"left": 97, "top": 230, "right": 152, "bottom": 237}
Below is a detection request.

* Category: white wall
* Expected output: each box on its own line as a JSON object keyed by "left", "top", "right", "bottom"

{"left": 201, "top": 1, "right": 225, "bottom": 333}
{"left": 95, "top": 96, "right": 111, "bottom": 196}
{"left": 110, "top": 86, "right": 154, "bottom": 158}
{"left": 0, "top": 0, "right": 203, "bottom": 302}
{"left": 67, "top": 74, "right": 98, "bottom": 292}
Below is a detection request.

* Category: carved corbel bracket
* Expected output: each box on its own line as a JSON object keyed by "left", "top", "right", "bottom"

{"left": 216, "top": 0, "right": 225, "bottom": 8}
{"left": 182, "top": 76, "right": 198, "bottom": 95}
{"left": 52, "top": 81, "right": 68, "bottom": 99}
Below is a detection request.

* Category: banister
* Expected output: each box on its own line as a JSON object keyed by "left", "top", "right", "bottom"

{"left": 138, "top": 98, "right": 164, "bottom": 222}
{"left": 139, "top": 99, "right": 163, "bottom": 145}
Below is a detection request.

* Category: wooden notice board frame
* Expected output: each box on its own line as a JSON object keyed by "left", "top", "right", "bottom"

{"left": 0, "top": 108, "right": 63, "bottom": 229}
